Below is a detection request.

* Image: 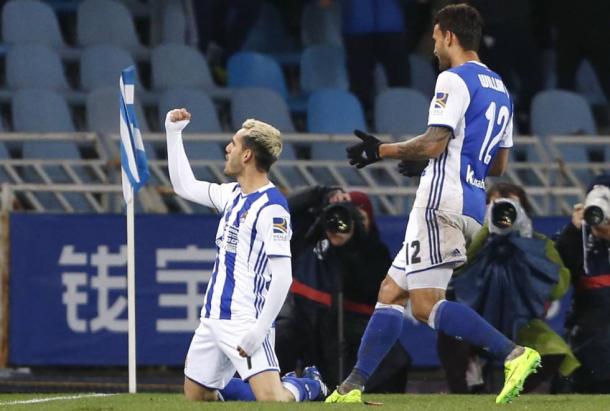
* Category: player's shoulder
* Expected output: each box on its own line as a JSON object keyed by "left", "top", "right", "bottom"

{"left": 259, "top": 185, "right": 290, "bottom": 214}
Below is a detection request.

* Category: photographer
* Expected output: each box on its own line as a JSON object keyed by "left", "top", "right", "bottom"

{"left": 437, "top": 183, "right": 578, "bottom": 393}
{"left": 275, "top": 186, "right": 411, "bottom": 391}
{"left": 555, "top": 174, "right": 610, "bottom": 393}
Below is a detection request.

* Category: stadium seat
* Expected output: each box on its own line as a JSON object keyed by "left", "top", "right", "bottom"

{"left": 6, "top": 45, "right": 70, "bottom": 91}
{"left": 375, "top": 88, "right": 429, "bottom": 135}
{"left": 241, "top": 2, "right": 299, "bottom": 66}
{"left": 409, "top": 54, "right": 437, "bottom": 98}
{"left": 86, "top": 87, "right": 149, "bottom": 133}
{"left": 158, "top": 89, "right": 222, "bottom": 133}
{"left": 2, "top": 0, "right": 66, "bottom": 49}
{"left": 307, "top": 88, "right": 366, "bottom": 133}
{"left": 77, "top": 0, "right": 146, "bottom": 56}
{"left": 228, "top": 52, "right": 289, "bottom": 99}
{"left": 12, "top": 89, "right": 74, "bottom": 132}
{"left": 576, "top": 59, "right": 608, "bottom": 106}
{"left": 151, "top": 44, "right": 230, "bottom": 100}
{"left": 161, "top": 0, "right": 187, "bottom": 44}
{"left": 301, "top": 0, "right": 342, "bottom": 46}
{"left": 80, "top": 45, "right": 137, "bottom": 91}
{"left": 530, "top": 90, "right": 597, "bottom": 136}
{"left": 230, "top": 88, "right": 295, "bottom": 133}
{"left": 300, "top": 45, "right": 348, "bottom": 94}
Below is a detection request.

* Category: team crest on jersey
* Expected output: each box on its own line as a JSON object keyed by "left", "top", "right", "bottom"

{"left": 272, "top": 217, "right": 288, "bottom": 241}
{"left": 434, "top": 92, "right": 448, "bottom": 109}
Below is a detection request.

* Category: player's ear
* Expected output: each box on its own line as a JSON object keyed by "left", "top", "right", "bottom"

{"left": 242, "top": 148, "right": 253, "bottom": 163}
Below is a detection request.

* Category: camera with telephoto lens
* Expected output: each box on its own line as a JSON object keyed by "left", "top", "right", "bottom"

{"left": 322, "top": 202, "right": 360, "bottom": 234}
{"left": 584, "top": 185, "right": 610, "bottom": 226}
{"left": 488, "top": 198, "right": 532, "bottom": 237}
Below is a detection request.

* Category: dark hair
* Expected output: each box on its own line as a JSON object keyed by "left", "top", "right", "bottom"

{"left": 243, "top": 135, "right": 276, "bottom": 172}
{"left": 434, "top": 3, "right": 483, "bottom": 52}
{"left": 487, "top": 182, "right": 533, "bottom": 216}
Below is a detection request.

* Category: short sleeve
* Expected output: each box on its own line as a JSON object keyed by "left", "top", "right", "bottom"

{"left": 257, "top": 204, "right": 292, "bottom": 258}
{"left": 428, "top": 71, "right": 470, "bottom": 131}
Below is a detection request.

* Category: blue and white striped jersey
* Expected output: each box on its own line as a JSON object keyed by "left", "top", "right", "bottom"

{"left": 202, "top": 182, "right": 292, "bottom": 321}
{"left": 413, "top": 61, "right": 514, "bottom": 223}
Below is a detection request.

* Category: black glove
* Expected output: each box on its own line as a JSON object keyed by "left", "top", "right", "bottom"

{"left": 397, "top": 159, "right": 429, "bottom": 177}
{"left": 346, "top": 129, "right": 382, "bottom": 169}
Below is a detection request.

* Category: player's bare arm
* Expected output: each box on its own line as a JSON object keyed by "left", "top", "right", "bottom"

{"left": 487, "top": 148, "right": 510, "bottom": 176}
{"left": 380, "top": 126, "right": 452, "bottom": 160}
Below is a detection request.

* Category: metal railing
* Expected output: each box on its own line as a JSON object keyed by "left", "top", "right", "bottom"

{"left": 0, "top": 133, "right": 607, "bottom": 216}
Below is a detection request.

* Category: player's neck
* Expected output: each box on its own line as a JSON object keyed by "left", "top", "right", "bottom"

{"left": 451, "top": 50, "right": 480, "bottom": 68}
{"left": 237, "top": 169, "right": 270, "bottom": 195}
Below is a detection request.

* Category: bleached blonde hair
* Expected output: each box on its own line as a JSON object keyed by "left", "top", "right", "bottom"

{"left": 241, "top": 119, "right": 282, "bottom": 171}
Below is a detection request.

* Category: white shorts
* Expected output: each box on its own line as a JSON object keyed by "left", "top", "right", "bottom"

{"left": 389, "top": 208, "right": 481, "bottom": 291}
{"left": 184, "top": 318, "right": 279, "bottom": 390}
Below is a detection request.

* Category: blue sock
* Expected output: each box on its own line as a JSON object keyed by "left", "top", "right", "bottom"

{"left": 219, "top": 378, "right": 255, "bottom": 401}
{"left": 353, "top": 306, "right": 404, "bottom": 380}
{"left": 434, "top": 300, "right": 515, "bottom": 360}
{"left": 281, "top": 376, "right": 321, "bottom": 401}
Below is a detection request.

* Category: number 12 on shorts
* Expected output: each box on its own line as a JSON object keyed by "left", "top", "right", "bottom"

{"left": 405, "top": 240, "right": 421, "bottom": 265}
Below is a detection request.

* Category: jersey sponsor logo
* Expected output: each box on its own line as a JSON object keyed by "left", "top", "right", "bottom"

{"left": 434, "top": 92, "right": 448, "bottom": 109}
{"left": 223, "top": 224, "right": 239, "bottom": 252}
{"left": 272, "top": 217, "right": 288, "bottom": 242}
{"left": 465, "top": 164, "right": 486, "bottom": 189}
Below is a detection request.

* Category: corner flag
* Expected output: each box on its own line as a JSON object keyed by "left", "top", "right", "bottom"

{"left": 120, "top": 66, "right": 149, "bottom": 204}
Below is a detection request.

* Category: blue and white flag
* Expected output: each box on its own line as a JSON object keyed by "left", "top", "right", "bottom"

{"left": 120, "top": 66, "right": 149, "bottom": 204}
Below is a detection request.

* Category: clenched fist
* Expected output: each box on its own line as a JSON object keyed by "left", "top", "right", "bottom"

{"left": 165, "top": 108, "right": 191, "bottom": 132}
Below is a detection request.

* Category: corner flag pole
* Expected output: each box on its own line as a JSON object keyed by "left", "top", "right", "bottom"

{"left": 120, "top": 65, "right": 149, "bottom": 394}
{"left": 127, "top": 189, "right": 136, "bottom": 393}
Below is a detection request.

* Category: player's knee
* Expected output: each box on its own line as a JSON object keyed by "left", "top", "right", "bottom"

{"left": 410, "top": 290, "right": 444, "bottom": 323}
{"left": 377, "top": 276, "right": 408, "bottom": 306}
{"left": 411, "top": 301, "right": 434, "bottom": 323}
{"left": 183, "top": 379, "right": 218, "bottom": 401}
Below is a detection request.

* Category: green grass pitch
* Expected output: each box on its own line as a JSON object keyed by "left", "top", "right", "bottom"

{"left": 0, "top": 393, "right": 609, "bottom": 410}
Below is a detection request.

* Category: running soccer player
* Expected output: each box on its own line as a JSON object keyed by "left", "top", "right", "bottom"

{"left": 165, "top": 108, "right": 327, "bottom": 402}
{"left": 326, "top": 4, "right": 540, "bottom": 405}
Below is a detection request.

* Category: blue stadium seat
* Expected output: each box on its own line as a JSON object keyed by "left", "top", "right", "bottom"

{"left": 301, "top": 0, "right": 342, "bottom": 46}
{"left": 151, "top": 44, "right": 230, "bottom": 100}
{"left": 2, "top": 0, "right": 66, "bottom": 48}
{"left": 576, "top": 59, "right": 608, "bottom": 106}
{"left": 231, "top": 88, "right": 295, "bottom": 133}
{"left": 12, "top": 89, "right": 74, "bottom": 132}
{"left": 80, "top": 45, "right": 136, "bottom": 91}
{"left": 531, "top": 90, "right": 597, "bottom": 137}
{"left": 300, "top": 45, "right": 348, "bottom": 94}
{"left": 241, "top": 2, "right": 299, "bottom": 65}
{"left": 409, "top": 54, "right": 437, "bottom": 98}
{"left": 375, "top": 88, "right": 429, "bottom": 135}
{"left": 161, "top": 0, "right": 187, "bottom": 44}
{"left": 159, "top": 88, "right": 221, "bottom": 133}
{"left": 6, "top": 45, "right": 69, "bottom": 91}
{"left": 86, "top": 87, "right": 149, "bottom": 133}
{"left": 228, "top": 52, "right": 288, "bottom": 99}
{"left": 77, "top": 0, "right": 146, "bottom": 55}
{"left": 307, "top": 88, "right": 366, "bottom": 133}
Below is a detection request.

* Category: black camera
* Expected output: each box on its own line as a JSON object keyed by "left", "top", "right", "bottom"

{"left": 491, "top": 201, "right": 517, "bottom": 229}
{"left": 584, "top": 185, "right": 610, "bottom": 226}
{"left": 488, "top": 198, "right": 532, "bottom": 237}
{"left": 322, "top": 202, "right": 356, "bottom": 234}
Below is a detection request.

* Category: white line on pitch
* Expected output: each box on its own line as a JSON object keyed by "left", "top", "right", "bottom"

{"left": 0, "top": 393, "right": 117, "bottom": 406}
